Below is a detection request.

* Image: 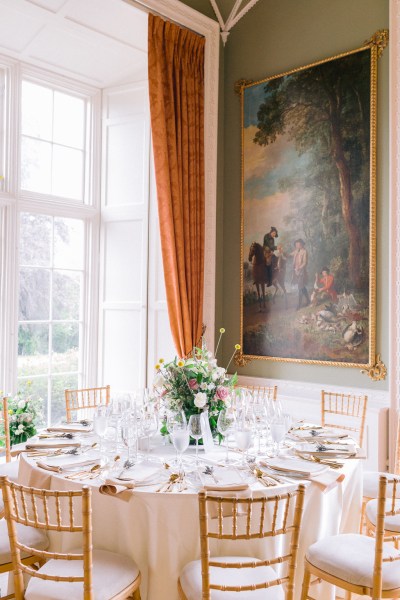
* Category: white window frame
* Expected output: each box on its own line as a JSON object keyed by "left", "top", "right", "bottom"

{"left": 0, "top": 58, "right": 102, "bottom": 410}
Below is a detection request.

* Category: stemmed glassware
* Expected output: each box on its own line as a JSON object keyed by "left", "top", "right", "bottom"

{"left": 235, "top": 407, "right": 254, "bottom": 466}
{"left": 188, "top": 414, "right": 202, "bottom": 465}
{"left": 169, "top": 411, "right": 189, "bottom": 474}
{"left": 217, "top": 407, "right": 236, "bottom": 465}
{"left": 270, "top": 416, "right": 287, "bottom": 457}
{"left": 121, "top": 417, "right": 137, "bottom": 463}
{"left": 140, "top": 403, "right": 158, "bottom": 452}
{"left": 93, "top": 404, "right": 108, "bottom": 454}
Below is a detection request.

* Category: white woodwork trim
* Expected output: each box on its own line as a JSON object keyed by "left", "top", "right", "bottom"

{"left": 123, "top": 0, "right": 220, "bottom": 353}
{"left": 389, "top": 1, "right": 400, "bottom": 470}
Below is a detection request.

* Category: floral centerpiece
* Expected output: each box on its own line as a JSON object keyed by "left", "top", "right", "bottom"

{"left": 6, "top": 388, "right": 43, "bottom": 445}
{"left": 154, "top": 330, "right": 240, "bottom": 440}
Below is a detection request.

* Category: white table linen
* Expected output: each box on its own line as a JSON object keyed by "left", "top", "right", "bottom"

{"left": 16, "top": 440, "right": 362, "bottom": 600}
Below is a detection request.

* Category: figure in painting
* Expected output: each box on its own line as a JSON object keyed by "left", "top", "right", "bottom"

{"left": 291, "top": 239, "right": 310, "bottom": 310}
{"left": 263, "top": 227, "right": 278, "bottom": 286}
{"left": 311, "top": 267, "right": 338, "bottom": 305}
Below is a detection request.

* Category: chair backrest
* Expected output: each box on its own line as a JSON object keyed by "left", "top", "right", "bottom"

{"left": 321, "top": 389, "right": 368, "bottom": 447}
{"left": 372, "top": 475, "right": 400, "bottom": 597}
{"left": 242, "top": 385, "right": 278, "bottom": 401}
{"left": 198, "top": 485, "right": 305, "bottom": 600}
{"left": 0, "top": 476, "right": 93, "bottom": 600}
{"left": 65, "top": 385, "right": 110, "bottom": 422}
{"left": 0, "top": 397, "right": 11, "bottom": 461}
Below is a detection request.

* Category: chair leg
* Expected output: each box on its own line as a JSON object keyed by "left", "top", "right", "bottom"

{"left": 131, "top": 589, "right": 141, "bottom": 600}
{"left": 360, "top": 499, "right": 367, "bottom": 533}
{"left": 344, "top": 591, "right": 352, "bottom": 600}
{"left": 300, "top": 565, "right": 312, "bottom": 600}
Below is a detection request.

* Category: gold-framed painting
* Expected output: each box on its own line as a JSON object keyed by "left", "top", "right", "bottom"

{"left": 237, "top": 33, "right": 387, "bottom": 372}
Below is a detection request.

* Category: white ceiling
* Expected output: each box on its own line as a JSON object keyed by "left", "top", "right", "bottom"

{"left": 0, "top": 0, "right": 148, "bottom": 88}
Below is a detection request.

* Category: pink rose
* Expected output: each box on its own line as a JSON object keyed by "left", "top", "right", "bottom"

{"left": 188, "top": 379, "right": 199, "bottom": 390}
{"left": 216, "top": 386, "right": 229, "bottom": 400}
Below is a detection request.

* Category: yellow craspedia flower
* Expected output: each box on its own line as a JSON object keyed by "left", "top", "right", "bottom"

{"left": 155, "top": 363, "right": 161, "bottom": 370}
{"left": 235, "top": 344, "right": 241, "bottom": 350}
{"left": 159, "top": 358, "right": 165, "bottom": 364}
{"left": 219, "top": 327, "right": 225, "bottom": 333}
{"left": 177, "top": 360, "right": 185, "bottom": 367}
{"left": 8, "top": 409, "right": 13, "bottom": 415}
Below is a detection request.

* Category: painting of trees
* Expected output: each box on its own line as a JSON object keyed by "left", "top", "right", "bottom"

{"left": 240, "top": 46, "right": 376, "bottom": 366}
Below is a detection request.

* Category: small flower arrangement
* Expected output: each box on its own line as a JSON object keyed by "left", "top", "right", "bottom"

{"left": 154, "top": 330, "right": 240, "bottom": 439}
{"left": 6, "top": 387, "right": 43, "bottom": 445}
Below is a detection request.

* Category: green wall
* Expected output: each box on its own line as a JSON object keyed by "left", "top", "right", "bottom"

{"left": 183, "top": 0, "right": 389, "bottom": 390}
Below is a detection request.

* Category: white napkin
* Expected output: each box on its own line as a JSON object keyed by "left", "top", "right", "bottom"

{"left": 47, "top": 423, "right": 93, "bottom": 433}
{"left": 261, "top": 457, "right": 328, "bottom": 479}
{"left": 309, "top": 470, "right": 346, "bottom": 493}
{"left": 36, "top": 458, "right": 98, "bottom": 473}
{"left": 26, "top": 439, "right": 81, "bottom": 449}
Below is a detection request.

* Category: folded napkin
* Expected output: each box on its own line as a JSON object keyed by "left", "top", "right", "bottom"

{"left": 309, "top": 470, "right": 345, "bottom": 493}
{"left": 203, "top": 483, "right": 250, "bottom": 492}
{"left": 25, "top": 440, "right": 81, "bottom": 449}
{"left": 260, "top": 458, "right": 328, "bottom": 479}
{"left": 36, "top": 458, "right": 98, "bottom": 473}
{"left": 99, "top": 477, "right": 135, "bottom": 501}
{"left": 47, "top": 424, "right": 93, "bottom": 433}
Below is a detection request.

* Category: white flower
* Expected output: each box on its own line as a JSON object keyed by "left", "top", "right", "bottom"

{"left": 17, "top": 399, "right": 26, "bottom": 409}
{"left": 16, "top": 424, "right": 24, "bottom": 434}
{"left": 207, "top": 383, "right": 215, "bottom": 391}
{"left": 194, "top": 392, "right": 207, "bottom": 409}
{"left": 24, "top": 414, "right": 32, "bottom": 423}
{"left": 153, "top": 373, "right": 166, "bottom": 388}
{"left": 200, "top": 382, "right": 208, "bottom": 391}
{"left": 208, "top": 359, "right": 217, "bottom": 370}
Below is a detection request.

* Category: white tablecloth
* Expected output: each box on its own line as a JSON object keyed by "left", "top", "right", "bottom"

{"left": 16, "top": 442, "right": 362, "bottom": 600}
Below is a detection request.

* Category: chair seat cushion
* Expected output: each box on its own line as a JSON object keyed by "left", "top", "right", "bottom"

{"left": 0, "top": 460, "right": 19, "bottom": 482}
{"left": 25, "top": 548, "right": 140, "bottom": 600}
{"left": 366, "top": 498, "right": 400, "bottom": 533}
{"left": 306, "top": 533, "right": 400, "bottom": 590}
{"left": 179, "top": 556, "right": 285, "bottom": 599}
{"left": 363, "top": 471, "right": 400, "bottom": 499}
{"left": 0, "top": 520, "right": 49, "bottom": 565}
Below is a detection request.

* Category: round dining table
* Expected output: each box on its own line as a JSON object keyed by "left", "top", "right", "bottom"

{"left": 15, "top": 435, "right": 362, "bottom": 600}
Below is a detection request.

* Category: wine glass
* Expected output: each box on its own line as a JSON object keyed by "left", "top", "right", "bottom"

{"left": 217, "top": 408, "right": 236, "bottom": 464}
{"left": 270, "top": 416, "right": 287, "bottom": 457}
{"left": 253, "top": 399, "right": 267, "bottom": 454}
{"left": 93, "top": 404, "right": 108, "bottom": 454}
{"left": 235, "top": 408, "right": 254, "bottom": 466}
{"left": 121, "top": 417, "right": 137, "bottom": 463}
{"left": 188, "top": 414, "right": 202, "bottom": 464}
{"left": 171, "top": 419, "right": 190, "bottom": 474}
{"left": 140, "top": 404, "right": 158, "bottom": 452}
{"left": 166, "top": 410, "right": 187, "bottom": 465}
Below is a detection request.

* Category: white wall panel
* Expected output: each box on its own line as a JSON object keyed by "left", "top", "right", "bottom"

{"left": 104, "top": 219, "right": 143, "bottom": 302}
{"left": 102, "top": 309, "right": 141, "bottom": 389}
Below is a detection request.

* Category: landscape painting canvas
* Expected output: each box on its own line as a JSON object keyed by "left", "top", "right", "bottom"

{"left": 240, "top": 45, "right": 377, "bottom": 368}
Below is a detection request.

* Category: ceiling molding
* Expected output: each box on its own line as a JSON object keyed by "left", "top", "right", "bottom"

{"left": 209, "top": 0, "right": 262, "bottom": 45}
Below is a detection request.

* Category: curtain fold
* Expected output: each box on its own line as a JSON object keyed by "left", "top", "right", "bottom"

{"left": 148, "top": 14, "right": 205, "bottom": 358}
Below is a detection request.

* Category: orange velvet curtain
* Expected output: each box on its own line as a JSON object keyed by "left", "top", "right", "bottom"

{"left": 148, "top": 14, "right": 205, "bottom": 358}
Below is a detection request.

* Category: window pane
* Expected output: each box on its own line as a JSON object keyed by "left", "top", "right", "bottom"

{"left": 21, "top": 81, "right": 52, "bottom": 140}
{"left": 51, "top": 373, "right": 79, "bottom": 424}
{"left": 53, "top": 272, "right": 81, "bottom": 320}
{"left": 19, "top": 268, "right": 50, "bottom": 320}
{"left": 52, "top": 145, "right": 83, "bottom": 200}
{"left": 54, "top": 92, "right": 85, "bottom": 149}
{"left": 21, "top": 136, "right": 51, "bottom": 194}
{"left": 18, "top": 323, "right": 49, "bottom": 376}
{"left": 52, "top": 323, "right": 79, "bottom": 373}
{"left": 53, "top": 218, "right": 84, "bottom": 270}
{"left": 20, "top": 213, "right": 52, "bottom": 267}
{"left": 18, "top": 377, "right": 48, "bottom": 428}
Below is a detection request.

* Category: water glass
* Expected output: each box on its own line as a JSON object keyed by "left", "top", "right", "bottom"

{"left": 171, "top": 422, "right": 190, "bottom": 474}
{"left": 217, "top": 408, "right": 236, "bottom": 464}
{"left": 270, "top": 416, "right": 287, "bottom": 457}
{"left": 188, "top": 414, "right": 202, "bottom": 464}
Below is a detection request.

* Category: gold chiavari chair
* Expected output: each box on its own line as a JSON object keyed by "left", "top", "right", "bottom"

{"left": 241, "top": 384, "right": 278, "bottom": 401}
{"left": 360, "top": 414, "right": 400, "bottom": 533}
{"left": 366, "top": 475, "right": 400, "bottom": 549}
{"left": 321, "top": 389, "right": 368, "bottom": 447}
{"left": 301, "top": 475, "right": 400, "bottom": 600}
{"left": 65, "top": 385, "right": 110, "bottom": 422}
{"left": 0, "top": 476, "right": 141, "bottom": 600}
{"left": 0, "top": 397, "right": 20, "bottom": 519}
{"left": 178, "top": 485, "right": 306, "bottom": 600}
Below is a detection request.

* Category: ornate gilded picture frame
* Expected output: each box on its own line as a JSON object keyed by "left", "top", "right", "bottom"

{"left": 237, "top": 33, "right": 387, "bottom": 374}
